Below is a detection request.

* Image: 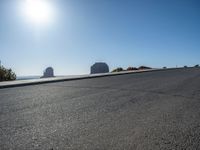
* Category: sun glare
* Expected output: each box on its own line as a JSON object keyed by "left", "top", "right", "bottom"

{"left": 22, "top": 0, "right": 54, "bottom": 26}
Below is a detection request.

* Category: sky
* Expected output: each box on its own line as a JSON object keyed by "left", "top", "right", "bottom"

{"left": 0, "top": 0, "right": 200, "bottom": 76}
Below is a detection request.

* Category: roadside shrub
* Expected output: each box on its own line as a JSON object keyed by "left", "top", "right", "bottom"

{"left": 0, "top": 65, "right": 16, "bottom": 81}
{"left": 163, "top": 67, "right": 167, "bottom": 69}
{"left": 184, "top": 66, "right": 188, "bottom": 68}
{"left": 194, "top": 64, "right": 199, "bottom": 68}
{"left": 138, "top": 66, "right": 152, "bottom": 70}
{"left": 127, "top": 67, "right": 138, "bottom": 71}
{"left": 112, "top": 67, "right": 124, "bottom": 72}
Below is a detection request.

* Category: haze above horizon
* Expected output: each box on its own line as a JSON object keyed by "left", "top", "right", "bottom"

{"left": 0, "top": 0, "right": 199, "bottom": 76}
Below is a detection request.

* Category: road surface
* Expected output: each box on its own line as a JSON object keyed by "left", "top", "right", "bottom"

{"left": 0, "top": 68, "right": 200, "bottom": 150}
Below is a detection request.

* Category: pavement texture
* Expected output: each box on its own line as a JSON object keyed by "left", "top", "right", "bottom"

{"left": 0, "top": 67, "right": 200, "bottom": 150}
{"left": 0, "top": 69, "right": 157, "bottom": 89}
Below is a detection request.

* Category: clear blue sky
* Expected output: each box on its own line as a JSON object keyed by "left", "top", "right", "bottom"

{"left": 0, "top": 0, "right": 200, "bottom": 76}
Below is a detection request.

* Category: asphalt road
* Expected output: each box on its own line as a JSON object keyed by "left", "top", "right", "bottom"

{"left": 0, "top": 68, "right": 200, "bottom": 150}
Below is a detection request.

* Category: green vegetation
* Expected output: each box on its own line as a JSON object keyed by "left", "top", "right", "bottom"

{"left": 0, "top": 65, "right": 16, "bottom": 81}
{"left": 127, "top": 67, "right": 138, "bottom": 71}
{"left": 138, "top": 66, "right": 152, "bottom": 70}
{"left": 112, "top": 67, "right": 124, "bottom": 72}
{"left": 112, "top": 66, "right": 152, "bottom": 73}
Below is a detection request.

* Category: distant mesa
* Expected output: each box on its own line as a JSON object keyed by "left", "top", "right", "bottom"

{"left": 41, "top": 67, "right": 54, "bottom": 78}
{"left": 91, "top": 62, "right": 109, "bottom": 74}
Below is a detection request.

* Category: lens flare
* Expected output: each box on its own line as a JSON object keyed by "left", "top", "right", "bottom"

{"left": 22, "top": 0, "right": 54, "bottom": 25}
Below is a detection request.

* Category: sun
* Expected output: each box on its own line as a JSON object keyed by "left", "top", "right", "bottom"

{"left": 22, "top": 0, "right": 54, "bottom": 26}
